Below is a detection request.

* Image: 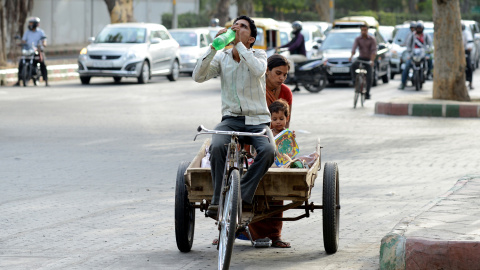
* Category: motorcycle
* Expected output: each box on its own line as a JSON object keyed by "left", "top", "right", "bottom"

{"left": 277, "top": 49, "right": 327, "bottom": 93}
{"left": 409, "top": 48, "right": 427, "bottom": 91}
{"left": 17, "top": 37, "right": 45, "bottom": 87}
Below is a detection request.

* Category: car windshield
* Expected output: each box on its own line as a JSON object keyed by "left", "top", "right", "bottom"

{"left": 393, "top": 28, "right": 411, "bottom": 45}
{"left": 170, "top": 31, "right": 198, "bottom": 46}
{"left": 321, "top": 32, "right": 362, "bottom": 50}
{"left": 394, "top": 27, "right": 434, "bottom": 46}
{"left": 300, "top": 29, "right": 310, "bottom": 42}
{"left": 96, "top": 27, "right": 146, "bottom": 43}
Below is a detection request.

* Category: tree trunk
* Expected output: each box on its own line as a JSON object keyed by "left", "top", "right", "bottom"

{"left": 104, "top": 0, "right": 135, "bottom": 23}
{"left": 5, "top": 0, "right": 34, "bottom": 62}
{"left": 432, "top": 0, "right": 470, "bottom": 101}
{"left": 237, "top": 0, "right": 255, "bottom": 17}
{"left": 371, "top": 0, "right": 379, "bottom": 11}
{"left": 0, "top": 1, "right": 7, "bottom": 66}
{"left": 215, "top": 0, "right": 230, "bottom": 27}
{"left": 315, "top": 0, "right": 330, "bottom": 22}
{"left": 460, "top": 0, "right": 470, "bottom": 13}
{"left": 409, "top": 0, "right": 417, "bottom": 13}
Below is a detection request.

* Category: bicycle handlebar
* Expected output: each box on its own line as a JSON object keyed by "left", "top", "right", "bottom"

{"left": 194, "top": 125, "right": 269, "bottom": 141}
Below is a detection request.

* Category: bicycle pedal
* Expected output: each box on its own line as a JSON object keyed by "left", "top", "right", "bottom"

{"left": 253, "top": 238, "right": 271, "bottom": 248}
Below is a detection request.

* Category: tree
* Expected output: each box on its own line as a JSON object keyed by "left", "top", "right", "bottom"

{"left": 2, "top": 0, "right": 34, "bottom": 65}
{"left": 314, "top": 0, "right": 330, "bottom": 22}
{"left": 237, "top": 0, "right": 255, "bottom": 17}
{"left": 0, "top": 2, "right": 6, "bottom": 66}
{"left": 215, "top": 0, "right": 230, "bottom": 27}
{"left": 104, "top": 0, "right": 135, "bottom": 23}
{"left": 432, "top": 0, "right": 470, "bottom": 101}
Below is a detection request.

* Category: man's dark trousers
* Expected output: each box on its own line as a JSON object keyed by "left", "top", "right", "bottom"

{"left": 209, "top": 116, "right": 275, "bottom": 205}
{"left": 351, "top": 59, "right": 373, "bottom": 95}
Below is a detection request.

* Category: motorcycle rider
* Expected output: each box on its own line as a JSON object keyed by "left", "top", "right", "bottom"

{"left": 280, "top": 21, "right": 307, "bottom": 91}
{"left": 403, "top": 21, "right": 417, "bottom": 46}
{"left": 14, "top": 17, "right": 48, "bottom": 87}
{"left": 398, "top": 21, "right": 433, "bottom": 90}
{"left": 349, "top": 24, "right": 377, "bottom": 99}
{"left": 462, "top": 23, "right": 474, "bottom": 90}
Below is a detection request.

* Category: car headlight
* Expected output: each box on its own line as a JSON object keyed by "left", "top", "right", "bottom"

{"left": 127, "top": 51, "right": 137, "bottom": 60}
{"left": 79, "top": 48, "right": 87, "bottom": 55}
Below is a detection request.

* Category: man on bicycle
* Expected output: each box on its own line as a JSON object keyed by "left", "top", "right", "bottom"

{"left": 349, "top": 24, "right": 377, "bottom": 99}
{"left": 193, "top": 16, "right": 276, "bottom": 218}
{"left": 14, "top": 17, "right": 49, "bottom": 87}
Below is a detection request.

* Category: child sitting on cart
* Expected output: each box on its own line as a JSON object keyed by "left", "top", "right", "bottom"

{"left": 246, "top": 99, "right": 293, "bottom": 248}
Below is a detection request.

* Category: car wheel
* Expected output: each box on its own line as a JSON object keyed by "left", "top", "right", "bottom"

{"left": 167, "top": 60, "right": 179, "bottom": 81}
{"left": 137, "top": 61, "right": 150, "bottom": 84}
{"left": 80, "top": 76, "right": 91, "bottom": 85}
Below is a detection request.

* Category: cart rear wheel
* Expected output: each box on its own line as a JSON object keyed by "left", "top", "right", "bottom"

{"left": 218, "top": 169, "right": 240, "bottom": 270}
{"left": 175, "top": 161, "right": 195, "bottom": 252}
{"left": 322, "top": 162, "right": 340, "bottom": 254}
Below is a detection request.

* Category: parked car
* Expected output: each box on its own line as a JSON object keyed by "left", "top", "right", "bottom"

{"left": 277, "top": 21, "right": 293, "bottom": 46}
{"left": 379, "top": 25, "right": 395, "bottom": 43}
{"left": 206, "top": 26, "right": 223, "bottom": 40}
{"left": 78, "top": 23, "right": 180, "bottom": 84}
{"left": 462, "top": 20, "right": 480, "bottom": 69}
{"left": 300, "top": 23, "right": 324, "bottom": 59}
{"left": 319, "top": 27, "right": 391, "bottom": 85}
{"left": 169, "top": 28, "right": 213, "bottom": 74}
{"left": 304, "top": 21, "right": 332, "bottom": 36}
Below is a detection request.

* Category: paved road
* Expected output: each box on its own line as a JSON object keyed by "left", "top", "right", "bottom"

{"left": 1, "top": 75, "right": 479, "bottom": 269}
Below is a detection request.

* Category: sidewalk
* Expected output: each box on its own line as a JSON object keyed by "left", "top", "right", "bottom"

{"left": 375, "top": 80, "right": 480, "bottom": 118}
{"left": 0, "top": 45, "right": 80, "bottom": 86}
{"left": 379, "top": 175, "right": 480, "bottom": 270}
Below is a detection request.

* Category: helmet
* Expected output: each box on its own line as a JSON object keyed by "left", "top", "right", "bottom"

{"left": 28, "top": 17, "right": 40, "bottom": 29}
{"left": 292, "top": 21, "right": 303, "bottom": 32}
{"left": 416, "top": 21, "right": 424, "bottom": 29}
{"left": 210, "top": 18, "right": 219, "bottom": 27}
{"left": 409, "top": 21, "right": 417, "bottom": 28}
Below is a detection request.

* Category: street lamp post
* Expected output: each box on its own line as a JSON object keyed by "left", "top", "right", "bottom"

{"left": 172, "top": 0, "right": 178, "bottom": 29}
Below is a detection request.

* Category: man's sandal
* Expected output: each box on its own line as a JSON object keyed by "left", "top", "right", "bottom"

{"left": 271, "top": 239, "right": 291, "bottom": 248}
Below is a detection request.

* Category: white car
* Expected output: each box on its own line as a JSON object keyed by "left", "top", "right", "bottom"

{"left": 169, "top": 28, "right": 213, "bottom": 74}
{"left": 300, "top": 23, "right": 324, "bottom": 59}
{"left": 78, "top": 23, "right": 180, "bottom": 84}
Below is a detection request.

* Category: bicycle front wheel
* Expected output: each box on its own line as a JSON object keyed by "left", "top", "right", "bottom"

{"left": 218, "top": 169, "right": 240, "bottom": 270}
{"left": 353, "top": 76, "right": 362, "bottom": 108}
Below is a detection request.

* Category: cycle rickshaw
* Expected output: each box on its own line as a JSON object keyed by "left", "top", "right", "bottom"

{"left": 175, "top": 126, "right": 340, "bottom": 269}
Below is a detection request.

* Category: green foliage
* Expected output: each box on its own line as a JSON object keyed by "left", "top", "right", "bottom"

{"left": 161, "top": 12, "right": 211, "bottom": 29}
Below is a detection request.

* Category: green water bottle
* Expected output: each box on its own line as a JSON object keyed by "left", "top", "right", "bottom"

{"left": 212, "top": 29, "right": 236, "bottom": 50}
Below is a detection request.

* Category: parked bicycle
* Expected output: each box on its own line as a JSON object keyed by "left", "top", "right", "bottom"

{"left": 353, "top": 59, "right": 370, "bottom": 108}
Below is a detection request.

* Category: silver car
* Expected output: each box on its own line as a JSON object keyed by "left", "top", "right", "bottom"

{"left": 169, "top": 28, "right": 213, "bottom": 74}
{"left": 78, "top": 23, "right": 180, "bottom": 84}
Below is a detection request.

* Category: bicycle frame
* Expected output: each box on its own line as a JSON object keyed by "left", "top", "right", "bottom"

{"left": 194, "top": 125, "right": 269, "bottom": 223}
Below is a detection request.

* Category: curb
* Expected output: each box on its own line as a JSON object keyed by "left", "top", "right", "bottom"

{"left": 0, "top": 64, "right": 78, "bottom": 86}
{"left": 375, "top": 102, "right": 480, "bottom": 118}
{"left": 379, "top": 176, "right": 480, "bottom": 270}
